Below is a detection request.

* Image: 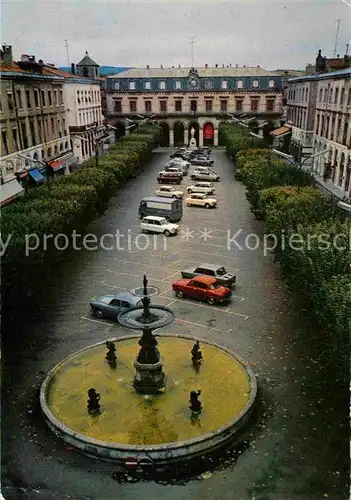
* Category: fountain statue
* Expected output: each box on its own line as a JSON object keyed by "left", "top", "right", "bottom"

{"left": 87, "top": 388, "right": 101, "bottom": 413}
{"left": 105, "top": 340, "right": 117, "bottom": 366}
{"left": 189, "top": 127, "right": 197, "bottom": 149}
{"left": 189, "top": 390, "right": 202, "bottom": 413}
{"left": 118, "top": 275, "right": 175, "bottom": 393}
{"left": 191, "top": 340, "right": 203, "bottom": 364}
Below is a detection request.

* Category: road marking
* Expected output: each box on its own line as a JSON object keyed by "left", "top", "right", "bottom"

{"left": 100, "top": 281, "right": 129, "bottom": 290}
{"left": 165, "top": 300, "right": 176, "bottom": 307}
{"left": 161, "top": 296, "right": 249, "bottom": 319}
{"left": 164, "top": 270, "right": 181, "bottom": 281}
{"left": 158, "top": 287, "right": 173, "bottom": 297}
{"left": 179, "top": 249, "right": 237, "bottom": 260}
{"left": 175, "top": 317, "right": 223, "bottom": 332}
{"left": 80, "top": 315, "right": 110, "bottom": 326}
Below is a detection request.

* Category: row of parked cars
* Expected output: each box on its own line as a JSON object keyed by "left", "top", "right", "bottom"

{"left": 89, "top": 147, "right": 238, "bottom": 318}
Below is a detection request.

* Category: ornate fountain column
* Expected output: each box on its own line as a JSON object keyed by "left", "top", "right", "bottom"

{"left": 118, "top": 275, "right": 175, "bottom": 393}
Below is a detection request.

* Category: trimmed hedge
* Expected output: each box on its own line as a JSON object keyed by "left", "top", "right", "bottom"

{"left": 235, "top": 144, "right": 351, "bottom": 364}
{"left": 219, "top": 123, "right": 266, "bottom": 158}
{"left": 2, "top": 125, "right": 161, "bottom": 285}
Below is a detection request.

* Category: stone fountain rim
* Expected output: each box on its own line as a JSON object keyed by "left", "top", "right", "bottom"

{"left": 40, "top": 334, "right": 257, "bottom": 460}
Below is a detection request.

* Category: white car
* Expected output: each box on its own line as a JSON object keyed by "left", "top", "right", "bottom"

{"left": 193, "top": 167, "right": 216, "bottom": 175}
{"left": 185, "top": 193, "right": 217, "bottom": 208}
{"left": 187, "top": 182, "right": 215, "bottom": 195}
{"left": 190, "top": 171, "right": 220, "bottom": 182}
{"left": 165, "top": 166, "right": 187, "bottom": 176}
{"left": 169, "top": 158, "right": 191, "bottom": 168}
{"left": 156, "top": 186, "right": 184, "bottom": 198}
{"left": 140, "top": 216, "right": 179, "bottom": 236}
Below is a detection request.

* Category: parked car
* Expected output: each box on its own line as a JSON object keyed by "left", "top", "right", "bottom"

{"left": 185, "top": 193, "right": 217, "bottom": 208}
{"left": 170, "top": 151, "right": 189, "bottom": 160}
{"left": 156, "top": 186, "right": 184, "bottom": 199}
{"left": 157, "top": 172, "right": 182, "bottom": 184}
{"left": 234, "top": 168, "right": 242, "bottom": 180}
{"left": 90, "top": 291, "right": 142, "bottom": 320}
{"left": 172, "top": 275, "right": 232, "bottom": 305}
{"left": 181, "top": 263, "right": 236, "bottom": 287}
{"left": 140, "top": 216, "right": 179, "bottom": 236}
{"left": 189, "top": 149, "right": 211, "bottom": 158}
{"left": 165, "top": 166, "right": 188, "bottom": 176}
{"left": 187, "top": 182, "right": 215, "bottom": 195}
{"left": 166, "top": 158, "right": 191, "bottom": 168}
{"left": 139, "top": 196, "right": 182, "bottom": 221}
{"left": 191, "top": 171, "right": 220, "bottom": 181}
{"left": 190, "top": 157, "right": 214, "bottom": 166}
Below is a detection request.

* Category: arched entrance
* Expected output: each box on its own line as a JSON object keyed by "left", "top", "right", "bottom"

{"left": 159, "top": 122, "right": 170, "bottom": 147}
{"left": 188, "top": 122, "right": 199, "bottom": 147}
{"left": 262, "top": 122, "right": 275, "bottom": 145}
{"left": 203, "top": 122, "right": 214, "bottom": 146}
{"left": 174, "top": 122, "right": 185, "bottom": 146}
{"left": 113, "top": 122, "right": 126, "bottom": 141}
{"left": 249, "top": 121, "right": 259, "bottom": 136}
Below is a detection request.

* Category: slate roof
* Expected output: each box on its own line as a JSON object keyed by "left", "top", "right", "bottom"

{"left": 77, "top": 51, "right": 99, "bottom": 67}
{"left": 108, "top": 66, "right": 282, "bottom": 79}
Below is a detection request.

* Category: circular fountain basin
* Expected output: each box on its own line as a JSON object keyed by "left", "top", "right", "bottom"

{"left": 40, "top": 335, "right": 257, "bottom": 465}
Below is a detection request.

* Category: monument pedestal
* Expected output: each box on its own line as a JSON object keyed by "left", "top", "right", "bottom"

{"left": 189, "top": 138, "right": 197, "bottom": 149}
{"left": 133, "top": 359, "right": 166, "bottom": 393}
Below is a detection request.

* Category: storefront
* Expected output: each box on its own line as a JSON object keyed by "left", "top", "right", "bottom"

{"left": 0, "top": 177, "right": 24, "bottom": 207}
{"left": 46, "top": 152, "right": 75, "bottom": 176}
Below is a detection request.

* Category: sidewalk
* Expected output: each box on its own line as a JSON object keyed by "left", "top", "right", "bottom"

{"left": 301, "top": 164, "right": 350, "bottom": 202}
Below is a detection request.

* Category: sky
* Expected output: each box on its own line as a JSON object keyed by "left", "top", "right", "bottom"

{"left": 2, "top": 0, "right": 351, "bottom": 70}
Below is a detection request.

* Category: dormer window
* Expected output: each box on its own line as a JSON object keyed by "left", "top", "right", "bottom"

{"left": 129, "top": 81, "right": 136, "bottom": 90}
{"left": 237, "top": 80, "right": 243, "bottom": 89}
{"left": 114, "top": 82, "right": 120, "bottom": 90}
{"left": 252, "top": 80, "right": 259, "bottom": 88}
{"left": 268, "top": 80, "right": 275, "bottom": 88}
{"left": 145, "top": 81, "right": 151, "bottom": 90}
{"left": 159, "top": 81, "right": 166, "bottom": 90}
{"left": 221, "top": 80, "right": 228, "bottom": 89}
{"left": 175, "top": 81, "right": 181, "bottom": 89}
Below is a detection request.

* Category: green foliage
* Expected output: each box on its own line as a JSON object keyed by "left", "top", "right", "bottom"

{"left": 236, "top": 145, "right": 351, "bottom": 360}
{"left": 218, "top": 123, "right": 266, "bottom": 157}
{"left": 1, "top": 125, "right": 160, "bottom": 272}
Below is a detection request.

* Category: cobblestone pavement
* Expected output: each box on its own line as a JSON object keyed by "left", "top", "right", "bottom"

{"left": 2, "top": 150, "right": 348, "bottom": 500}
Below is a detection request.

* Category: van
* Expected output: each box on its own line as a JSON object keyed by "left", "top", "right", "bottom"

{"left": 139, "top": 196, "right": 183, "bottom": 222}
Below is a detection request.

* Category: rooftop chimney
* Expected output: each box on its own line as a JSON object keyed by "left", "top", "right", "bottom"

{"left": 21, "top": 54, "right": 30, "bottom": 62}
{"left": 1, "top": 44, "right": 12, "bottom": 64}
{"left": 215, "top": 64, "right": 218, "bottom": 68}
{"left": 337, "top": 54, "right": 340, "bottom": 58}
{"left": 71, "top": 63, "right": 75, "bottom": 74}
{"left": 257, "top": 65, "right": 260, "bottom": 68}
{"left": 222, "top": 64, "right": 224, "bottom": 68}
{"left": 230, "top": 63, "right": 232, "bottom": 67}
{"left": 161, "top": 64, "right": 163, "bottom": 69}
{"left": 236, "top": 64, "right": 238, "bottom": 68}
{"left": 146, "top": 64, "right": 149, "bottom": 69}
{"left": 178, "top": 64, "right": 181, "bottom": 68}
{"left": 243, "top": 64, "right": 246, "bottom": 67}
{"left": 205, "top": 63, "right": 208, "bottom": 68}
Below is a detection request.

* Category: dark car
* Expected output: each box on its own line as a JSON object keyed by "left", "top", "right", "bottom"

{"left": 89, "top": 292, "right": 143, "bottom": 320}
{"left": 181, "top": 263, "right": 236, "bottom": 287}
{"left": 170, "top": 151, "right": 190, "bottom": 160}
{"left": 190, "top": 157, "right": 214, "bottom": 166}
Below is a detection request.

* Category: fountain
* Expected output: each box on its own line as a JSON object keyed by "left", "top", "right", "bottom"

{"left": 40, "top": 275, "right": 257, "bottom": 468}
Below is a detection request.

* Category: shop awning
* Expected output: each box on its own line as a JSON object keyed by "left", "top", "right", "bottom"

{"left": 28, "top": 167, "right": 45, "bottom": 183}
{"left": 47, "top": 152, "right": 74, "bottom": 171}
{"left": 270, "top": 126, "right": 291, "bottom": 138}
{"left": 0, "top": 178, "right": 24, "bottom": 206}
{"left": 48, "top": 159, "right": 66, "bottom": 171}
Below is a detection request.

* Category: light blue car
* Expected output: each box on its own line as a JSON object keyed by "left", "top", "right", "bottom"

{"left": 89, "top": 291, "right": 143, "bottom": 321}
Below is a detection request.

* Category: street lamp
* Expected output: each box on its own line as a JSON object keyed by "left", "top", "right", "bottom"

{"left": 270, "top": 147, "right": 329, "bottom": 169}
{"left": 76, "top": 135, "right": 107, "bottom": 168}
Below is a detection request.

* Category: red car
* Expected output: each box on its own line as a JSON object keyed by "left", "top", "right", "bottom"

{"left": 172, "top": 275, "right": 231, "bottom": 305}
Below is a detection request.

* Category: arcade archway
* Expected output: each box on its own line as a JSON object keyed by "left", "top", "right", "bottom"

{"left": 174, "top": 122, "right": 185, "bottom": 146}
{"left": 249, "top": 121, "right": 259, "bottom": 136}
{"left": 262, "top": 122, "right": 275, "bottom": 145}
{"left": 113, "top": 122, "right": 126, "bottom": 141}
{"left": 159, "top": 122, "right": 170, "bottom": 146}
{"left": 203, "top": 122, "right": 214, "bottom": 146}
{"left": 188, "top": 122, "right": 199, "bottom": 147}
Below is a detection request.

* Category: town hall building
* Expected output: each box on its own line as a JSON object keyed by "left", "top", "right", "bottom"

{"left": 104, "top": 64, "right": 285, "bottom": 146}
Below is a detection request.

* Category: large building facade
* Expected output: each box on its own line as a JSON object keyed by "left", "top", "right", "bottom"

{"left": 105, "top": 65, "right": 285, "bottom": 146}
{"left": 0, "top": 46, "right": 73, "bottom": 193}
{"left": 286, "top": 68, "right": 351, "bottom": 198}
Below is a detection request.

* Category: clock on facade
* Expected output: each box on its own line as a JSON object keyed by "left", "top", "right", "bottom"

{"left": 187, "top": 76, "right": 200, "bottom": 89}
